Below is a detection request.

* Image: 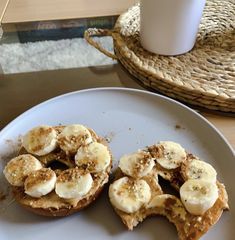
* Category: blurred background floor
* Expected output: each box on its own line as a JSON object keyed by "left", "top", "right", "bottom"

{"left": 0, "top": 35, "right": 116, "bottom": 74}
{"left": 0, "top": 0, "right": 138, "bottom": 74}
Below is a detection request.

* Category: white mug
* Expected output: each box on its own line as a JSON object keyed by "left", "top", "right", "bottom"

{"left": 140, "top": 0, "right": 206, "bottom": 56}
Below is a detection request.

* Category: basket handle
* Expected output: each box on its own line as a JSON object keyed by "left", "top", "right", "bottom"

{"left": 84, "top": 28, "right": 118, "bottom": 60}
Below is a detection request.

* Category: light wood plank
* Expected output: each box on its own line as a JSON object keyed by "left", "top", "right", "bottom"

{"left": 0, "top": 0, "right": 9, "bottom": 23}
{"left": 2, "top": 0, "right": 138, "bottom": 23}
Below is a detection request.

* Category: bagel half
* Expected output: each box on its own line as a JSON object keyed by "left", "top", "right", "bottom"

{"left": 5, "top": 125, "right": 112, "bottom": 217}
{"left": 108, "top": 142, "right": 229, "bottom": 240}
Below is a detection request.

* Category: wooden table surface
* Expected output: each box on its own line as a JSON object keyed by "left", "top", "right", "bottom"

{"left": 0, "top": 0, "right": 9, "bottom": 23}
{"left": 2, "top": 0, "right": 138, "bottom": 23}
{"left": 0, "top": 64, "right": 234, "bottom": 150}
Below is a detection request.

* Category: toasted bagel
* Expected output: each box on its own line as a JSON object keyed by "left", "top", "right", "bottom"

{"left": 4, "top": 124, "right": 112, "bottom": 217}
{"left": 109, "top": 142, "right": 228, "bottom": 240}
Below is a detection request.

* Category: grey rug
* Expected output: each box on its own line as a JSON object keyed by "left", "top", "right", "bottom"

{"left": 0, "top": 36, "right": 116, "bottom": 74}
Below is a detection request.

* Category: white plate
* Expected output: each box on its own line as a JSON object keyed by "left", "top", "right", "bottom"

{"left": 0, "top": 88, "right": 234, "bottom": 240}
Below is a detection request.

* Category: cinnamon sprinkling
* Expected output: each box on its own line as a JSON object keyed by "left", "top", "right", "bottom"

{"left": 132, "top": 152, "right": 152, "bottom": 177}
{"left": 57, "top": 168, "right": 86, "bottom": 183}
{"left": 30, "top": 127, "right": 54, "bottom": 152}
{"left": 25, "top": 168, "right": 55, "bottom": 189}
{"left": 148, "top": 145, "right": 164, "bottom": 158}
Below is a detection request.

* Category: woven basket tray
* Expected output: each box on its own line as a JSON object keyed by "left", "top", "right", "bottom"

{"left": 85, "top": 0, "right": 235, "bottom": 112}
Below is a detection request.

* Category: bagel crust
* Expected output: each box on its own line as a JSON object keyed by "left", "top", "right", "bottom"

{"left": 12, "top": 176, "right": 107, "bottom": 217}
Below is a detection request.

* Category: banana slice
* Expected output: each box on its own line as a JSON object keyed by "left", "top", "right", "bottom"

{"left": 24, "top": 168, "right": 56, "bottom": 198}
{"left": 156, "top": 141, "right": 186, "bottom": 169}
{"left": 22, "top": 125, "right": 57, "bottom": 156}
{"left": 55, "top": 168, "right": 93, "bottom": 199}
{"left": 75, "top": 142, "right": 111, "bottom": 172}
{"left": 3, "top": 154, "right": 42, "bottom": 186}
{"left": 119, "top": 151, "right": 155, "bottom": 178}
{"left": 184, "top": 159, "right": 217, "bottom": 183}
{"left": 180, "top": 179, "right": 218, "bottom": 215}
{"left": 58, "top": 124, "right": 93, "bottom": 154}
{"left": 109, "top": 176, "right": 151, "bottom": 213}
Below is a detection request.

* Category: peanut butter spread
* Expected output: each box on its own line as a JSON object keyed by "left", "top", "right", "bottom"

{"left": 14, "top": 171, "right": 109, "bottom": 209}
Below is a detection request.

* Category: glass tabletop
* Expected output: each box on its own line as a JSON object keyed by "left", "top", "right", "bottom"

{"left": 0, "top": 17, "right": 117, "bottom": 74}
